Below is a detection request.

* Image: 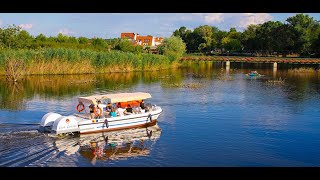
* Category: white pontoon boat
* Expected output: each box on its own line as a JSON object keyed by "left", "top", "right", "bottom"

{"left": 39, "top": 92, "right": 162, "bottom": 135}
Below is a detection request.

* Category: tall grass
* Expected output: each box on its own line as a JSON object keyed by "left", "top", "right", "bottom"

{"left": 0, "top": 48, "right": 177, "bottom": 75}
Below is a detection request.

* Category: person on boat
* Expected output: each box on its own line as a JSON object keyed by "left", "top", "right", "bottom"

{"left": 97, "top": 100, "right": 104, "bottom": 118}
{"left": 106, "top": 102, "right": 112, "bottom": 113}
{"left": 110, "top": 107, "right": 117, "bottom": 117}
{"left": 140, "top": 100, "right": 145, "bottom": 110}
{"left": 89, "top": 104, "right": 95, "bottom": 119}
{"left": 126, "top": 104, "right": 133, "bottom": 114}
{"left": 116, "top": 105, "right": 126, "bottom": 117}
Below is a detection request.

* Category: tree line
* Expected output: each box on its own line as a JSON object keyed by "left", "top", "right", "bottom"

{"left": 172, "top": 14, "right": 320, "bottom": 57}
{"left": 0, "top": 25, "right": 137, "bottom": 52}
{"left": 1, "top": 13, "right": 319, "bottom": 58}
{"left": 0, "top": 25, "right": 186, "bottom": 58}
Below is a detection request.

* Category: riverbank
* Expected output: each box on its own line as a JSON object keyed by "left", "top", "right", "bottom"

{"left": 0, "top": 48, "right": 181, "bottom": 75}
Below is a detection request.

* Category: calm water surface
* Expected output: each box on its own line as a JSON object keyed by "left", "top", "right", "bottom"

{"left": 0, "top": 62, "right": 320, "bottom": 167}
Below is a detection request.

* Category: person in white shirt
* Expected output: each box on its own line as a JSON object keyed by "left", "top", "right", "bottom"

{"left": 116, "top": 107, "right": 126, "bottom": 116}
{"left": 97, "top": 100, "right": 105, "bottom": 118}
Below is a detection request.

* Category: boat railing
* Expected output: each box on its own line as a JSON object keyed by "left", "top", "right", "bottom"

{"left": 74, "top": 113, "right": 91, "bottom": 119}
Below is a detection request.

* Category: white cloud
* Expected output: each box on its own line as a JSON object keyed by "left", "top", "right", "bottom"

{"left": 203, "top": 13, "right": 224, "bottom": 23}
{"left": 19, "top": 24, "right": 33, "bottom": 29}
{"left": 238, "top": 13, "right": 273, "bottom": 28}
{"left": 0, "top": 19, "right": 2, "bottom": 27}
{"left": 58, "top": 28, "right": 76, "bottom": 36}
{"left": 193, "top": 13, "right": 224, "bottom": 23}
{"left": 190, "top": 13, "right": 273, "bottom": 30}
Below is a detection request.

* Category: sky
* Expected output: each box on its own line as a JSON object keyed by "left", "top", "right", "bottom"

{"left": 0, "top": 13, "right": 319, "bottom": 39}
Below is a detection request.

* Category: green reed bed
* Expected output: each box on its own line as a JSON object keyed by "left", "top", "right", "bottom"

{"left": 0, "top": 48, "right": 175, "bottom": 75}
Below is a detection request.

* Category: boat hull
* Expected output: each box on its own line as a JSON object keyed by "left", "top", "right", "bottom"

{"left": 78, "top": 109, "right": 162, "bottom": 134}
{"left": 80, "top": 119, "right": 157, "bottom": 134}
{"left": 46, "top": 107, "right": 162, "bottom": 135}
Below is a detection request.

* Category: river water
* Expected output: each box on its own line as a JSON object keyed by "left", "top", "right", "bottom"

{"left": 0, "top": 62, "right": 320, "bottom": 167}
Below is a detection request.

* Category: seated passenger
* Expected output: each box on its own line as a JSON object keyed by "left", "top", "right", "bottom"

{"left": 132, "top": 107, "right": 139, "bottom": 114}
{"left": 116, "top": 106, "right": 126, "bottom": 116}
{"left": 126, "top": 104, "right": 133, "bottom": 114}
{"left": 89, "top": 104, "right": 96, "bottom": 119}
{"left": 140, "top": 100, "right": 145, "bottom": 110}
{"left": 110, "top": 107, "right": 117, "bottom": 117}
{"left": 97, "top": 100, "right": 104, "bottom": 118}
{"left": 106, "top": 102, "right": 112, "bottom": 112}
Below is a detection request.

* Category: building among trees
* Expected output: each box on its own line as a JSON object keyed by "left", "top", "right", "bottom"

{"left": 120, "top": 32, "right": 163, "bottom": 47}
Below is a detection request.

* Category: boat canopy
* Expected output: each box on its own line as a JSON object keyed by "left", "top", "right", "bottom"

{"left": 78, "top": 92, "right": 152, "bottom": 105}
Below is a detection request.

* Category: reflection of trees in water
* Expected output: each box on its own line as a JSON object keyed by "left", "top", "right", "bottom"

{"left": 24, "top": 75, "right": 97, "bottom": 98}
{"left": 0, "top": 73, "right": 142, "bottom": 110}
{"left": 1, "top": 63, "right": 319, "bottom": 110}
{"left": 0, "top": 80, "right": 26, "bottom": 110}
{"left": 1, "top": 66, "right": 221, "bottom": 110}
{"left": 284, "top": 71, "right": 319, "bottom": 102}
{"left": 142, "top": 70, "right": 169, "bottom": 84}
{"left": 184, "top": 61, "right": 216, "bottom": 79}
{"left": 95, "top": 73, "right": 140, "bottom": 91}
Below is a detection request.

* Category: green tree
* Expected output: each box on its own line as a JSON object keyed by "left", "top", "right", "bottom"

{"left": 311, "top": 33, "right": 320, "bottom": 57}
{"left": 286, "top": 14, "right": 320, "bottom": 56}
{"left": 173, "top": 26, "right": 187, "bottom": 40}
{"left": 56, "top": 33, "right": 68, "bottom": 43}
{"left": 241, "top": 24, "right": 259, "bottom": 51}
{"left": 273, "top": 24, "right": 296, "bottom": 56}
{"left": 92, "top": 37, "right": 107, "bottom": 50}
{"left": 78, "top": 37, "right": 89, "bottom": 44}
{"left": 17, "top": 30, "right": 33, "bottom": 48}
{"left": 215, "top": 30, "right": 228, "bottom": 52}
{"left": 35, "top": 33, "right": 47, "bottom": 42}
{"left": 255, "top": 21, "right": 283, "bottom": 55}
{"left": 193, "top": 25, "right": 213, "bottom": 52}
{"left": 222, "top": 37, "right": 242, "bottom": 51}
{"left": 0, "top": 25, "right": 21, "bottom": 49}
{"left": 115, "top": 39, "right": 142, "bottom": 53}
{"left": 68, "top": 37, "right": 79, "bottom": 44}
{"left": 161, "top": 36, "right": 186, "bottom": 61}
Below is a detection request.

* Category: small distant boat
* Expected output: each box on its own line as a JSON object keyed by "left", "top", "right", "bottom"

{"left": 246, "top": 71, "right": 260, "bottom": 76}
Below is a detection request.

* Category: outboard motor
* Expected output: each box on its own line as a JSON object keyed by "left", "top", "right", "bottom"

{"left": 39, "top": 112, "right": 62, "bottom": 133}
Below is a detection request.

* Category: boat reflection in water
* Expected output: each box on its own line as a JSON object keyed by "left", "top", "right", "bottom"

{"left": 54, "top": 124, "right": 161, "bottom": 165}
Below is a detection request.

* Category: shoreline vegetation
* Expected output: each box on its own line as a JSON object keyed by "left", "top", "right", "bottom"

{"left": 0, "top": 48, "right": 180, "bottom": 76}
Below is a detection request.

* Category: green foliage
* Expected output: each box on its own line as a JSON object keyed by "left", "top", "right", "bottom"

{"left": 78, "top": 37, "right": 89, "bottom": 44}
{"left": 172, "top": 14, "right": 320, "bottom": 56}
{"left": 193, "top": 25, "right": 214, "bottom": 52}
{"left": 286, "top": 14, "right": 320, "bottom": 56}
{"left": 115, "top": 39, "right": 142, "bottom": 54}
{"left": 161, "top": 36, "right": 186, "bottom": 61}
{"left": 0, "top": 48, "right": 172, "bottom": 73}
{"left": 35, "top": 33, "right": 47, "bottom": 42}
{"left": 0, "top": 25, "right": 22, "bottom": 49}
{"left": 92, "top": 37, "right": 107, "bottom": 50}
{"left": 222, "top": 37, "right": 242, "bottom": 51}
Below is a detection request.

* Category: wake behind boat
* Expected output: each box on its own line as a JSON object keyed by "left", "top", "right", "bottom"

{"left": 39, "top": 92, "right": 162, "bottom": 135}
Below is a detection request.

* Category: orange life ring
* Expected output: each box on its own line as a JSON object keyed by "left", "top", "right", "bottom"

{"left": 94, "top": 106, "right": 103, "bottom": 117}
{"left": 76, "top": 103, "right": 85, "bottom": 112}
